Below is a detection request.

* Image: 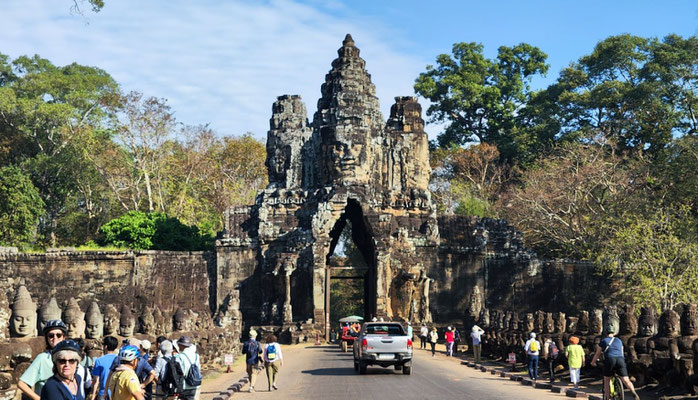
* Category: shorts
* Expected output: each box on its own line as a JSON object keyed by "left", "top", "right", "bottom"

{"left": 603, "top": 356, "right": 628, "bottom": 377}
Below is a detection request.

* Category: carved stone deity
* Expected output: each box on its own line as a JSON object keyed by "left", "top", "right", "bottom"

{"left": 38, "top": 297, "right": 61, "bottom": 332}
{"left": 62, "top": 298, "right": 85, "bottom": 339}
{"left": 603, "top": 305, "right": 620, "bottom": 336}
{"left": 677, "top": 303, "right": 698, "bottom": 390}
{"left": 564, "top": 316, "right": 579, "bottom": 344}
{"left": 649, "top": 309, "right": 681, "bottom": 385}
{"left": 173, "top": 308, "right": 188, "bottom": 331}
{"left": 628, "top": 306, "right": 657, "bottom": 386}
{"left": 510, "top": 313, "right": 521, "bottom": 331}
{"left": 618, "top": 304, "right": 638, "bottom": 348}
{"left": 534, "top": 310, "right": 545, "bottom": 333}
{"left": 590, "top": 309, "right": 603, "bottom": 335}
{"left": 478, "top": 308, "right": 490, "bottom": 328}
{"left": 118, "top": 305, "right": 135, "bottom": 337}
{"left": 468, "top": 285, "right": 483, "bottom": 322}
{"left": 503, "top": 311, "right": 512, "bottom": 331}
{"left": 152, "top": 306, "right": 168, "bottom": 335}
{"left": 10, "top": 285, "right": 36, "bottom": 338}
{"left": 103, "top": 304, "right": 119, "bottom": 336}
{"left": 578, "top": 311, "right": 590, "bottom": 335}
{"left": 524, "top": 313, "right": 535, "bottom": 333}
{"left": 84, "top": 302, "right": 103, "bottom": 339}
{"left": 139, "top": 307, "right": 156, "bottom": 335}
{"left": 544, "top": 312, "right": 555, "bottom": 334}
{"left": 554, "top": 312, "right": 566, "bottom": 334}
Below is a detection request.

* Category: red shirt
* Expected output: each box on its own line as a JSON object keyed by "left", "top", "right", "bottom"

{"left": 445, "top": 331, "right": 455, "bottom": 343}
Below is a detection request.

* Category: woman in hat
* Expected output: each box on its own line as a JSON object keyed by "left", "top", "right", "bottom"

{"left": 41, "top": 340, "right": 84, "bottom": 400}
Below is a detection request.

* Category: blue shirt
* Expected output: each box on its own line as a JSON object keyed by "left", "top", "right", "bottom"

{"left": 243, "top": 339, "right": 261, "bottom": 365}
{"left": 41, "top": 374, "right": 84, "bottom": 400}
{"left": 600, "top": 336, "right": 624, "bottom": 358}
{"left": 92, "top": 354, "right": 117, "bottom": 396}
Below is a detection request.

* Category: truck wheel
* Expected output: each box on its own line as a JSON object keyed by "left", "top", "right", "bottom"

{"left": 341, "top": 341, "right": 348, "bottom": 352}
{"left": 359, "top": 361, "right": 367, "bottom": 375}
{"left": 402, "top": 365, "right": 412, "bottom": 375}
{"left": 354, "top": 360, "right": 359, "bottom": 371}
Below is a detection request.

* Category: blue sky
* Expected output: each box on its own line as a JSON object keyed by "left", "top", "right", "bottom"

{"left": 2, "top": 0, "right": 697, "bottom": 140}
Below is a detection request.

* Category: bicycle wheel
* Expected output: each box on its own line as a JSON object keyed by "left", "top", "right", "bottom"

{"left": 608, "top": 375, "right": 625, "bottom": 400}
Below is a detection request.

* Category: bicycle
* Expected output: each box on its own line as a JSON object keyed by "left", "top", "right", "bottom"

{"left": 607, "top": 368, "right": 625, "bottom": 400}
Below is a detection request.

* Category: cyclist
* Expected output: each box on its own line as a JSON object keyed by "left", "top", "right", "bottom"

{"left": 590, "top": 324, "right": 640, "bottom": 400}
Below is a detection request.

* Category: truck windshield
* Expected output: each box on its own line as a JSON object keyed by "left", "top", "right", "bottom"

{"left": 365, "top": 325, "right": 404, "bottom": 336}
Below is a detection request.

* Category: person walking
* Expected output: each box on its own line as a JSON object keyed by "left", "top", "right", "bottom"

{"left": 174, "top": 337, "right": 200, "bottom": 400}
{"left": 470, "top": 325, "right": 484, "bottom": 363}
{"left": 262, "top": 335, "right": 283, "bottom": 391}
{"left": 523, "top": 332, "right": 540, "bottom": 381}
{"left": 406, "top": 322, "right": 413, "bottom": 341}
{"left": 444, "top": 327, "right": 455, "bottom": 357}
{"left": 419, "top": 324, "right": 428, "bottom": 349}
{"left": 428, "top": 327, "right": 438, "bottom": 358}
{"left": 41, "top": 340, "right": 84, "bottom": 400}
{"left": 153, "top": 340, "right": 175, "bottom": 399}
{"left": 591, "top": 325, "right": 640, "bottom": 400}
{"left": 542, "top": 335, "right": 559, "bottom": 382}
{"left": 91, "top": 336, "right": 119, "bottom": 400}
{"left": 242, "top": 331, "right": 262, "bottom": 392}
{"left": 18, "top": 320, "right": 68, "bottom": 400}
{"left": 565, "top": 336, "right": 585, "bottom": 389}
{"left": 453, "top": 327, "right": 461, "bottom": 355}
{"left": 107, "top": 345, "right": 145, "bottom": 400}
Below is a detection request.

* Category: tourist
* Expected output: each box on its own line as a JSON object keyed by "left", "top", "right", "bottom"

{"left": 139, "top": 341, "right": 155, "bottom": 400}
{"left": 73, "top": 338, "right": 93, "bottom": 399}
{"left": 470, "top": 325, "right": 484, "bottom": 363}
{"left": 406, "top": 322, "right": 413, "bottom": 340}
{"left": 590, "top": 324, "right": 640, "bottom": 400}
{"left": 444, "top": 326, "right": 455, "bottom": 356}
{"left": 565, "top": 336, "right": 585, "bottom": 389}
{"left": 107, "top": 345, "right": 145, "bottom": 400}
{"left": 263, "top": 335, "right": 283, "bottom": 391}
{"left": 523, "top": 332, "right": 540, "bottom": 381}
{"left": 174, "top": 336, "right": 200, "bottom": 400}
{"left": 419, "top": 323, "right": 428, "bottom": 349}
{"left": 242, "top": 330, "right": 262, "bottom": 392}
{"left": 428, "top": 327, "right": 438, "bottom": 358}
{"left": 542, "top": 335, "right": 559, "bottom": 382}
{"left": 18, "top": 320, "right": 68, "bottom": 400}
{"left": 453, "top": 326, "right": 461, "bottom": 355}
{"left": 41, "top": 340, "right": 84, "bottom": 400}
{"left": 153, "top": 340, "right": 173, "bottom": 398}
{"left": 91, "top": 336, "right": 119, "bottom": 400}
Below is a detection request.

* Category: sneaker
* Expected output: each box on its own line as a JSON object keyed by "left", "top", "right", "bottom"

{"left": 272, "top": 384, "right": 278, "bottom": 390}
{"left": 249, "top": 387, "right": 255, "bottom": 393}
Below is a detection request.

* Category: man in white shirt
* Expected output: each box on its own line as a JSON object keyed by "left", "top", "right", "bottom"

{"left": 470, "top": 325, "right": 485, "bottom": 362}
{"left": 523, "top": 332, "right": 541, "bottom": 381}
{"left": 419, "top": 324, "right": 429, "bottom": 349}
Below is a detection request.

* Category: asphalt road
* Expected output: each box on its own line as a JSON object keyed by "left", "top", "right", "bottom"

{"left": 226, "top": 344, "right": 569, "bottom": 399}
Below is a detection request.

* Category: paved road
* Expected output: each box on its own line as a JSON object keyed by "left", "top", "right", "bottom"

{"left": 226, "top": 345, "right": 568, "bottom": 399}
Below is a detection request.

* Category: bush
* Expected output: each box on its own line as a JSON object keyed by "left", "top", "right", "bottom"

{"left": 98, "top": 211, "right": 212, "bottom": 251}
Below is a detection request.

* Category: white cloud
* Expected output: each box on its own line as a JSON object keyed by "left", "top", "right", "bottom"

{"left": 1, "top": 0, "right": 436, "bottom": 141}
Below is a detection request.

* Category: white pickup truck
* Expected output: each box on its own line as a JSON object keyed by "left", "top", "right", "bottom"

{"left": 352, "top": 322, "right": 413, "bottom": 375}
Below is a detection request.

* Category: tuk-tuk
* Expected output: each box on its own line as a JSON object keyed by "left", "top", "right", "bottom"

{"left": 338, "top": 315, "right": 363, "bottom": 352}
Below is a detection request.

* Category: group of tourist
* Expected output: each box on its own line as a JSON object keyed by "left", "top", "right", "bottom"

{"left": 242, "top": 330, "right": 283, "bottom": 393}
{"left": 17, "top": 319, "right": 202, "bottom": 400}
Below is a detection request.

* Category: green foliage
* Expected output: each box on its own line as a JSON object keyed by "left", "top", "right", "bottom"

{"left": 596, "top": 207, "right": 698, "bottom": 311}
{"left": 98, "top": 211, "right": 213, "bottom": 251}
{"left": 451, "top": 181, "right": 494, "bottom": 217}
{"left": 0, "top": 166, "right": 44, "bottom": 246}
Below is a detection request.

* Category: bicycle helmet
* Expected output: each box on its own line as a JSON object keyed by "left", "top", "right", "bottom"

{"left": 43, "top": 319, "right": 68, "bottom": 335}
{"left": 51, "top": 339, "right": 81, "bottom": 357}
{"left": 119, "top": 345, "right": 140, "bottom": 362}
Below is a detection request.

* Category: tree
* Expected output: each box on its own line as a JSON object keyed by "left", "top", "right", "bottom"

{"left": 71, "top": 0, "right": 104, "bottom": 14}
{"left": 414, "top": 42, "right": 549, "bottom": 161}
{"left": 0, "top": 166, "right": 44, "bottom": 246}
{"left": 596, "top": 207, "right": 698, "bottom": 311}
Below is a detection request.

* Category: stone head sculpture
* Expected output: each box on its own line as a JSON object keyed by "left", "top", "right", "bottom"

{"left": 119, "top": 305, "right": 135, "bottom": 337}
{"left": 544, "top": 312, "right": 555, "bottom": 334}
{"left": 478, "top": 308, "right": 490, "bottom": 328}
{"left": 590, "top": 309, "right": 603, "bottom": 335}
{"left": 152, "top": 306, "right": 167, "bottom": 335}
{"left": 638, "top": 307, "right": 658, "bottom": 337}
{"left": 534, "top": 310, "right": 545, "bottom": 332}
{"left": 510, "top": 313, "right": 520, "bottom": 331}
{"left": 503, "top": 312, "right": 512, "bottom": 330}
{"left": 619, "top": 304, "right": 638, "bottom": 336}
{"left": 468, "top": 285, "right": 482, "bottom": 318}
{"left": 524, "top": 313, "right": 535, "bottom": 332}
{"left": 10, "top": 285, "right": 37, "bottom": 337}
{"left": 566, "top": 316, "right": 578, "bottom": 334}
{"left": 139, "top": 307, "right": 156, "bottom": 335}
{"left": 603, "top": 305, "right": 620, "bottom": 336}
{"left": 578, "top": 311, "right": 590, "bottom": 334}
{"left": 84, "top": 302, "right": 103, "bottom": 339}
{"left": 681, "top": 303, "right": 698, "bottom": 336}
{"left": 173, "top": 307, "right": 188, "bottom": 331}
{"left": 39, "top": 297, "right": 61, "bottom": 332}
{"left": 62, "top": 298, "right": 85, "bottom": 339}
{"left": 103, "top": 304, "right": 119, "bottom": 336}
{"left": 659, "top": 309, "right": 680, "bottom": 338}
{"left": 554, "top": 312, "right": 566, "bottom": 333}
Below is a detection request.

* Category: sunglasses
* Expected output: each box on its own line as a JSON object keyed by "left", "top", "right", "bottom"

{"left": 48, "top": 333, "right": 64, "bottom": 339}
{"left": 57, "top": 359, "right": 78, "bottom": 365}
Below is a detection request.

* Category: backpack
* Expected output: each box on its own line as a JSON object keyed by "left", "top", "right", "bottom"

{"left": 266, "top": 344, "right": 277, "bottom": 361}
{"left": 529, "top": 340, "right": 539, "bottom": 352}
{"left": 549, "top": 341, "right": 559, "bottom": 359}
{"left": 182, "top": 353, "right": 202, "bottom": 387}
{"left": 161, "top": 356, "right": 184, "bottom": 396}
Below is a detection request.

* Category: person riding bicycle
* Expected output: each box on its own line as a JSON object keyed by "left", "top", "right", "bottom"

{"left": 590, "top": 324, "right": 640, "bottom": 400}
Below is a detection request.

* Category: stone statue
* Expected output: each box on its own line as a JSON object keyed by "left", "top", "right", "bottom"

{"left": 478, "top": 308, "right": 490, "bottom": 328}
{"left": 139, "top": 307, "right": 156, "bottom": 335}
{"left": 152, "top": 306, "right": 168, "bottom": 335}
{"left": 510, "top": 313, "right": 521, "bottom": 331}
{"left": 554, "top": 312, "right": 566, "bottom": 334}
{"left": 590, "top": 309, "right": 603, "bottom": 335}
{"left": 618, "top": 304, "right": 638, "bottom": 349}
{"left": 468, "top": 285, "right": 482, "bottom": 322}
{"left": 103, "top": 304, "right": 119, "bottom": 336}
{"left": 578, "top": 311, "right": 590, "bottom": 334}
{"left": 628, "top": 307, "right": 657, "bottom": 386}
{"left": 173, "top": 307, "right": 188, "bottom": 331}
{"left": 503, "top": 311, "right": 512, "bottom": 331}
{"left": 534, "top": 310, "right": 545, "bottom": 333}
{"left": 677, "top": 303, "right": 698, "bottom": 391}
{"left": 84, "top": 302, "right": 103, "bottom": 339}
{"left": 603, "top": 305, "right": 620, "bottom": 336}
{"left": 10, "top": 285, "right": 36, "bottom": 338}
{"left": 38, "top": 297, "right": 61, "bottom": 332}
{"left": 524, "top": 313, "right": 535, "bottom": 332}
{"left": 544, "top": 312, "right": 555, "bottom": 334}
{"left": 118, "top": 305, "right": 135, "bottom": 337}
{"left": 62, "top": 298, "right": 85, "bottom": 339}
{"left": 650, "top": 309, "right": 681, "bottom": 386}
{"left": 566, "top": 316, "right": 578, "bottom": 334}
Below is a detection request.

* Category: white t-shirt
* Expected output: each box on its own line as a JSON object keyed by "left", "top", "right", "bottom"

{"left": 470, "top": 330, "right": 483, "bottom": 345}
{"left": 524, "top": 339, "right": 541, "bottom": 356}
{"left": 420, "top": 326, "right": 429, "bottom": 337}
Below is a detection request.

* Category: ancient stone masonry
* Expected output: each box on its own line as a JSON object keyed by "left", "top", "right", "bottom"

{"left": 471, "top": 303, "right": 698, "bottom": 395}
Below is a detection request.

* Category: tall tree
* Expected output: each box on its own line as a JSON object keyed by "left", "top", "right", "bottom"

{"left": 0, "top": 166, "right": 44, "bottom": 246}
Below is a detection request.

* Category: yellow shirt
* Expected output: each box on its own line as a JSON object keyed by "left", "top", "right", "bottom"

{"left": 565, "top": 344, "right": 585, "bottom": 369}
{"left": 109, "top": 368, "right": 142, "bottom": 400}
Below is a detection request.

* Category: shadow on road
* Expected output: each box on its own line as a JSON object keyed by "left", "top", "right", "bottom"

{"left": 301, "top": 368, "right": 356, "bottom": 376}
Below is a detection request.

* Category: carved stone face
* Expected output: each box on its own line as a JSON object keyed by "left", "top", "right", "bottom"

{"left": 659, "top": 309, "right": 680, "bottom": 337}
{"left": 603, "top": 305, "right": 620, "bottom": 336}
{"left": 39, "top": 298, "right": 61, "bottom": 332}
{"left": 566, "top": 317, "right": 578, "bottom": 333}
{"left": 544, "top": 313, "right": 555, "bottom": 334}
{"left": 11, "top": 308, "right": 36, "bottom": 337}
{"left": 478, "top": 308, "right": 490, "bottom": 328}
{"left": 173, "top": 309, "right": 187, "bottom": 332}
{"left": 555, "top": 312, "right": 566, "bottom": 334}
{"left": 619, "top": 304, "right": 638, "bottom": 336}
{"left": 638, "top": 307, "right": 658, "bottom": 337}
{"left": 681, "top": 303, "right": 698, "bottom": 336}
{"left": 590, "top": 309, "right": 603, "bottom": 335}
{"left": 140, "top": 311, "right": 156, "bottom": 335}
{"left": 86, "top": 319, "right": 103, "bottom": 339}
{"left": 103, "top": 305, "right": 119, "bottom": 336}
{"left": 524, "top": 313, "right": 535, "bottom": 332}
{"left": 119, "top": 317, "right": 135, "bottom": 337}
{"left": 534, "top": 311, "right": 545, "bottom": 332}
{"left": 578, "top": 311, "right": 590, "bottom": 333}
{"left": 65, "top": 320, "right": 84, "bottom": 339}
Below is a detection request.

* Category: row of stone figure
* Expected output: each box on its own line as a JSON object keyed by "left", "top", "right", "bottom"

{"left": 473, "top": 304, "right": 697, "bottom": 392}
{"left": 7, "top": 285, "right": 202, "bottom": 339}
